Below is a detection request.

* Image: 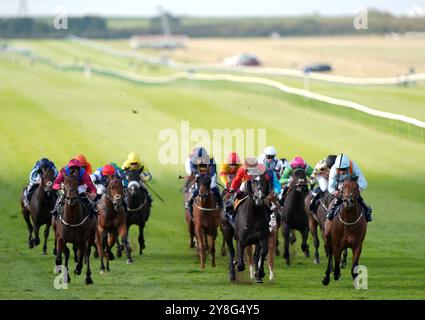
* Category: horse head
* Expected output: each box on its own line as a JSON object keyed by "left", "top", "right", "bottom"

{"left": 64, "top": 175, "right": 79, "bottom": 206}
{"left": 342, "top": 177, "right": 360, "bottom": 208}
{"left": 197, "top": 174, "right": 211, "bottom": 203}
{"left": 41, "top": 167, "right": 55, "bottom": 196}
{"left": 289, "top": 168, "right": 308, "bottom": 193}
{"left": 126, "top": 169, "right": 143, "bottom": 196}
{"left": 248, "top": 174, "right": 268, "bottom": 207}
{"left": 107, "top": 178, "right": 124, "bottom": 211}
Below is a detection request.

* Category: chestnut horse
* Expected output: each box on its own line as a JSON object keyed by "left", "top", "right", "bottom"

{"left": 52, "top": 175, "right": 96, "bottom": 285}
{"left": 21, "top": 167, "right": 57, "bottom": 254}
{"left": 322, "top": 178, "right": 367, "bottom": 287}
{"left": 95, "top": 179, "right": 132, "bottom": 273}
{"left": 191, "top": 175, "right": 222, "bottom": 269}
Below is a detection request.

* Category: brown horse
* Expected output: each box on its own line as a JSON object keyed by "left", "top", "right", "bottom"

{"left": 52, "top": 175, "right": 96, "bottom": 285}
{"left": 95, "top": 179, "right": 132, "bottom": 273}
{"left": 322, "top": 178, "right": 367, "bottom": 287}
{"left": 191, "top": 175, "right": 222, "bottom": 269}
{"left": 21, "top": 167, "right": 57, "bottom": 254}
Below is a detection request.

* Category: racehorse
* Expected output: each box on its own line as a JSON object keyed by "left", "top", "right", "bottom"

{"left": 322, "top": 178, "right": 367, "bottom": 287}
{"left": 21, "top": 167, "right": 57, "bottom": 254}
{"left": 280, "top": 168, "right": 310, "bottom": 266}
{"left": 95, "top": 178, "right": 132, "bottom": 273}
{"left": 305, "top": 191, "right": 349, "bottom": 266}
{"left": 233, "top": 174, "right": 271, "bottom": 283}
{"left": 52, "top": 175, "right": 96, "bottom": 285}
{"left": 118, "top": 169, "right": 151, "bottom": 256}
{"left": 191, "top": 175, "right": 222, "bottom": 269}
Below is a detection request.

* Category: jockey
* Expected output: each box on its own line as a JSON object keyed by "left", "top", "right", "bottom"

{"left": 308, "top": 154, "right": 337, "bottom": 213}
{"left": 258, "top": 146, "right": 286, "bottom": 180}
{"left": 184, "top": 147, "right": 223, "bottom": 215}
{"left": 278, "top": 156, "right": 314, "bottom": 203}
{"left": 326, "top": 154, "right": 372, "bottom": 222}
{"left": 91, "top": 164, "right": 119, "bottom": 202}
{"left": 219, "top": 152, "right": 242, "bottom": 189}
{"left": 23, "top": 158, "right": 58, "bottom": 205}
{"left": 224, "top": 157, "right": 272, "bottom": 224}
{"left": 51, "top": 158, "right": 97, "bottom": 217}
{"left": 122, "top": 152, "right": 153, "bottom": 205}
{"left": 74, "top": 154, "right": 93, "bottom": 175}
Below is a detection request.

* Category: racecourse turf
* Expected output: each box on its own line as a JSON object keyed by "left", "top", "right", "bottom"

{"left": 0, "top": 47, "right": 424, "bottom": 299}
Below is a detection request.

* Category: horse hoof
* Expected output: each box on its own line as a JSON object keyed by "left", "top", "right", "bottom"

{"left": 85, "top": 277, "right": 94, "bottom": 285}
{"left": 100, "top": 269, "right": 105, "bottom": 275}
{"left": 305, "top": 251, "right": 310, "bottom": 258}
{"left": 237, "top": 265, "right": 245, "bottom": 272}
{"left": 29, "top": 241, "right": 34, "bottom": 249}
{"left": 126, "top": 259, "right": 133, "bottom": 265}
{"left": 34, "top": 238, "right": 40, "bottom": 246}
{"left": 314, "top": 258, "right": 320, "bottom": 265}
{"left": 340, "top": 262, "right": 347, "bottom": 269}
{"left": 74, "top": 269, "right": 82, "bottom": 276}
{"left": 228, "top": 273, "right": 236, "bottom": 282}
{"left": 221, "top": 249, "right": 226, "bottom": 257}
{"left": 109, "top": 252, "right": 115, "bottom": 261}
{"left": 334, "top": 273, "right": 341, "bottom": 281}
{"left": 322, "top": 277, "right": 330, "bottom": 286}
{"left": 139, "top": 250, "right": 143, "bottom": 256}
{"left": 116, "top": 251, "right": 122, "bottom": 258}
{"left": 42, "top": 251, "right": 47, "bottom": 256}
{"left": 254, "top": 278, "right": 263, "bottom": 284}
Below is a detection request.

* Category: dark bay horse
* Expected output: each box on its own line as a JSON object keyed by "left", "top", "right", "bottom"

{"left": 20, "top": 167, "right": 57, "bottom": 254}
{"left": 118, "top": 169, "right": 151, "bottom": 256}
{"left": 322, "top": 178, "right": 367, "bottom": 287}
{"left": 191, "top": 175, "right": 222, "bottom": 269}
{"left": 280, "top": 168, "right": 310, "bottom": 266}
{"left": 52, "top": 175, "right": 96, "bottom": 285}
{"left": 233, "top": 174, "right": 271, "bottom": 283}
{"left": 95, "top": 179, "right": 132, "bottom": 273}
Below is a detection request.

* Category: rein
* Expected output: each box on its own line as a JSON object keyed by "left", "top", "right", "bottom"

{"left": 127, "top": 197, "right": 147, "bottom": 212}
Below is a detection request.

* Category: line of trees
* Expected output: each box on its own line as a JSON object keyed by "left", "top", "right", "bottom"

{"left": 1, "top": 11, "right": 424, "bottom": 38}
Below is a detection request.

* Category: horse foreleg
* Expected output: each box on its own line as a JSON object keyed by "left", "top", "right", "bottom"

{"left": 333, "top": 246, "right": 343, "bottom": 281}
{"left": 268, "top": 231, "right": 277, "bottom": 281}
{"left": 119, "top": 225, "right": 133, "bottom": 265}
{"left": 223, "top": 225, "right": 236, "bottom": 281}
{"left": 85, "top": 243, "right": 93, "bottom": 285}
{"left": 33, "top": 223, "right": 40, "bottom": 246}
{"left": 74, "top": 242, "right": 85, "bottom": 276}
{"left": 138, "top": 223, "right": 146, "bottom": 255}
{"left": 309, "top": 216, "right": 320, "bottom": 264}
{"left": 236, "top": 240, "right": 246, "bottom": 272}
{"left": 72, "top": 243, "right": 78, "bottom": 263}
{"left": 246, "top": 245, "right": 254, "bottom": 279}
{"left": 301, "top": 228, "right": 310, "bottom": 258}
{"left": 351, "top": 244, "right": 363, "bottom": 282}
{"left": 256, "top": 239, "right": 268, "bottom": 283}
{"left": 22, "top": 208, "right": 34, "bottom": 248}
{"left": 341, "top": 248, "right": 348, "bottom": 268}
{"left": 322, "top": 243, "right": 333, "bottom": 286}
{"left": 63, "top": 244, "right": 71, "bottom": 283}
{"left": 220, "top": 225, "right": 227, "bottom": 256}
{"left": 95, "top": 229, "right": 106, "bottom": 273}
{"left": 282, "top": 223, "right": 291, "bottom": 266}
{"left": 42, "top": 223, "right": 50, "bottom": 255}
{"left": 195, "top": 226, "right": 206, "bottom": 269}
{"left": 55, "top": 237, "right": 63, "bottom": 273}
{"left": 207, "top": 233, "right": 216, "bottom": 267}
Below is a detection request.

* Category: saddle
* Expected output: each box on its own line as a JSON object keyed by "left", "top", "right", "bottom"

{"left": 233, "top": 196, "right": 249, "bottom": 211}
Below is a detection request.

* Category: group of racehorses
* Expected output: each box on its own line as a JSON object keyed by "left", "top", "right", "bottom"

{"left": 20, "top": 167, "right": 151, "bottom": 285}
{"left": 184, "top": 167, "right": 367, "bottom": 287}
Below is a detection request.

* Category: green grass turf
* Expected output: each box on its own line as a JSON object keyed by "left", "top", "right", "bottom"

{"left": 0, "top": 52, "right": 424, "bottom": 299}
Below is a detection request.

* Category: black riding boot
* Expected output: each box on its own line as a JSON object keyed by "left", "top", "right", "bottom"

{"left": 309, "top": 188, "right": 322, "bottom": 213}
{"left": 278, "top": 185, "right": 289, "bottom": 206}
{"left": 185, "top": 189, "right": 198, "bottom": 218}
{"left": 51, "top": 194, "right": 64, "bottom": 217}
{"left": 81, "top": 194, "right": 98, "bottom": 218}
{"left": 326, "top": 198, "right": 342, "bottom": 221}
{"left": 25, "top": 183, "right": 39, "bottom": 204}
{"left": 358, "top": 195, "right": 373, "bottom": 222}
{"left": 224, "top": 193, "right": 238, "bottom": 225}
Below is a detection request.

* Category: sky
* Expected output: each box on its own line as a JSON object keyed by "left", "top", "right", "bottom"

{"left": 1, "top": 0, "right": 425, "bottom": 17}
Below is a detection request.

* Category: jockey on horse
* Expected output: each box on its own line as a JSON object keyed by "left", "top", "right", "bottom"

{"left": 308, "top": 154, "right": 337, "bottom": 214}
{"left": 23, "top": 157, "right": 58, "bottom": 207}
{"left": 122, "top": 152, "right": 153, "bottom": 206}
{"left": 258, "top": 146, "right": 287, "bottom": 180}
{"left": 325, "top": 154, "right": 372, "bottom": 224}
{"left": 219, "top": 152, "right": 242, "bottom": 189}
{"left": 278, "top": 156, "right": 314, "bottom": 205}
{"left": 184, "top": 147, "right": 223, "bottom": 216}
{"left": 51, "top": 158, "right": 98, "bottom": 217}
{"left": 91, "top": 164, "right": 124, "bottom": 202}
{"left": 225, "top": 157, "right": 278, "bottom": 225}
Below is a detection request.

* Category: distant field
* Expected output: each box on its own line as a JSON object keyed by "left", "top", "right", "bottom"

{"left": 101, "top": 36, "right": 425, "bottom": 77}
